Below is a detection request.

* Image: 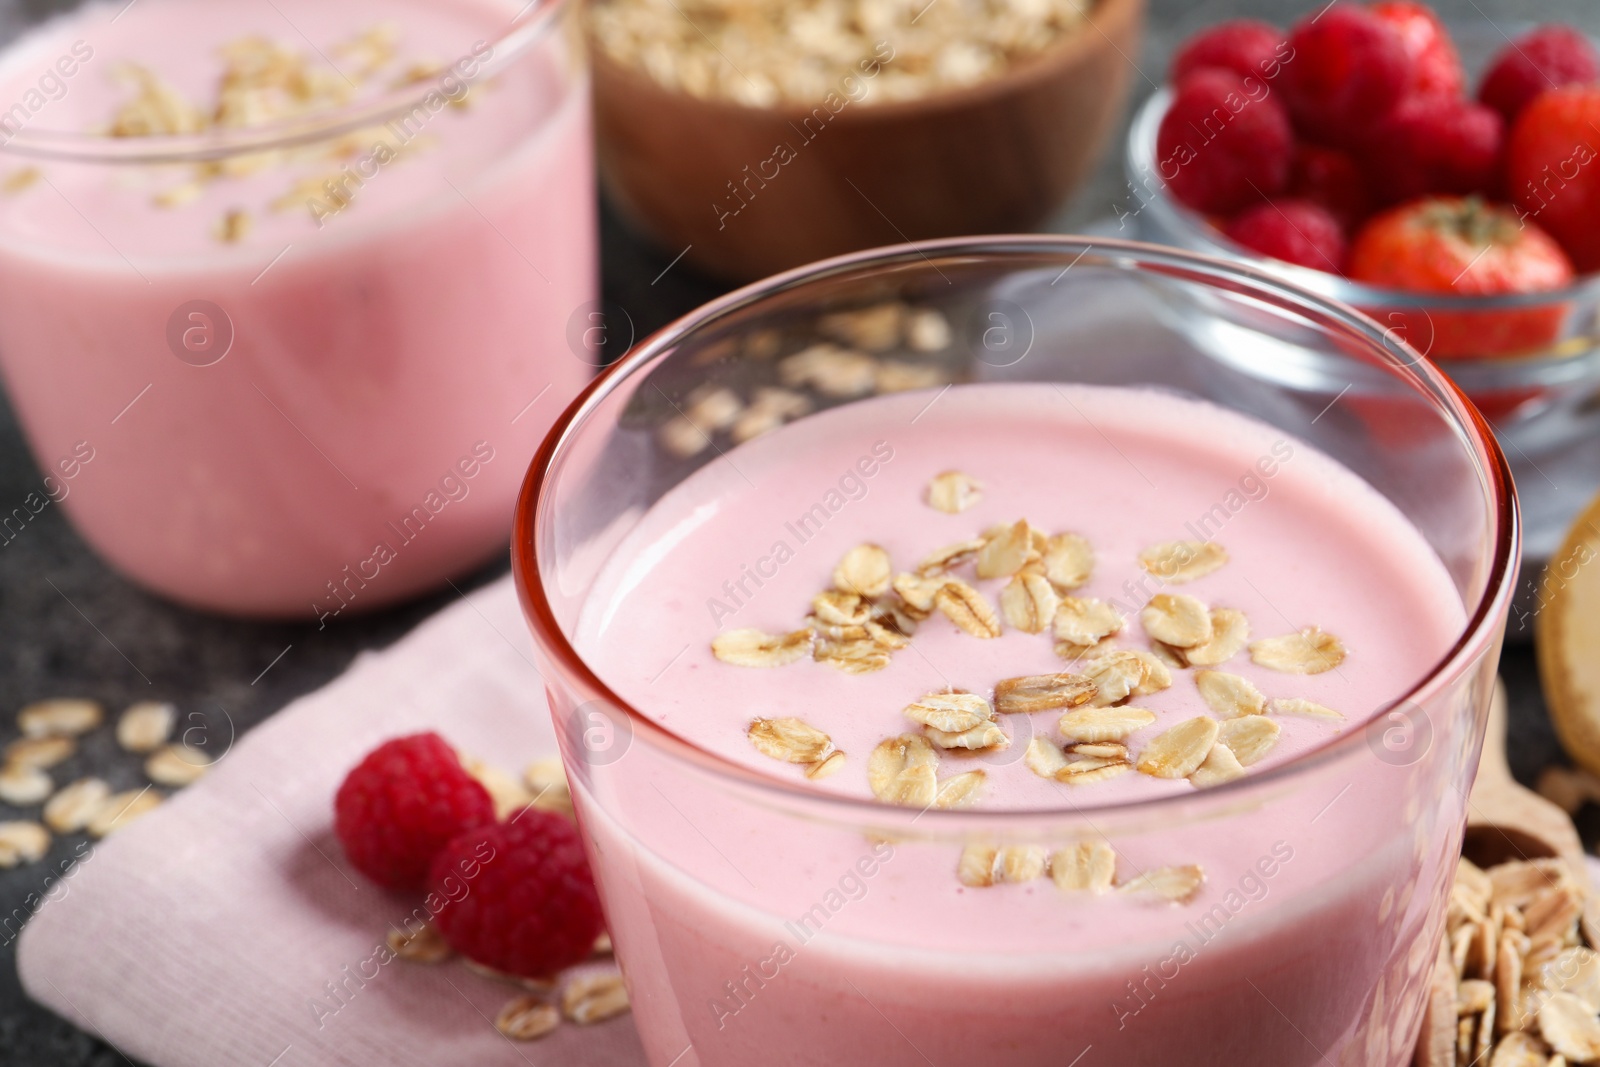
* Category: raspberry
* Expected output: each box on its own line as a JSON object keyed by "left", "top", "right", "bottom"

{"left": 1289, "top": 144, "right": 1371, "bottom": 225}
{"left": 334, "top": 732, "right": 496, "bottom": 891}
{"left": 1224, "top": 200, "right": 1348, "bottom": 273}
{"left": 1365, "top": 97, "right": 1503, "bottom": 205}
{"left": 1368, "top": 2, "right": 1465, "bottom": 100}
{"left": 1172, "top": 20, "right": 1287, "bottom": 85}
{"left": 1480, "top": 26, "right": 1600, "bottom": 126}
{"left": 1281, "top": 5, "right": 1409, "bottom": 148}
{"left": 1157, "top": 69, "right": 1293, "bottom": 215}
{"left": 429, "top": 810, "right": 605, "bottom": 979}
{"left": 1508, "top": 86, "right": 1600, "bottom": 272}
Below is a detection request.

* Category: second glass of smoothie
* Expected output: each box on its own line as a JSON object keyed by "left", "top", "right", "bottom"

{"left": 514, "top": 238, "right": 1518, "bottom": 1066}
{"left": 0, "top": 0, "right": 594, "bottom": 617}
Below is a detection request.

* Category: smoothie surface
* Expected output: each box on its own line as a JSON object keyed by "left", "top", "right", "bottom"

{"left": 577, "top": 382, "right": 1467, "bottom": 811}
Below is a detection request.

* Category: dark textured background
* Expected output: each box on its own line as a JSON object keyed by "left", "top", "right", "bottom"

{"left": 0, "top": 0, "right": 1594, "bottom": 1061}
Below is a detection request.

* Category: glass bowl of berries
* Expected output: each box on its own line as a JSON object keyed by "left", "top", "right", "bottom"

{"left": 1123, "top": 3, "right": 1600, "bottom": 562}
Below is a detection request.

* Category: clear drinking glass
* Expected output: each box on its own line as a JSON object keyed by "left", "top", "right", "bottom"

{"left": 0, "top": 0, "right": 593, "bottom": 618}
{"left": 513, "top": 237, "right": 1518, "bottom": 1067}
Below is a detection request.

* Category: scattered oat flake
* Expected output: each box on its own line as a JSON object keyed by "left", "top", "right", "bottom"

{"left": 906, "top": 308, "right": 952, "bottom": 352}
{"left": 1000, "top": 572, "right": 1059, "bottom": 634}
{"left": 1051, "top": 841, "right": 1116, "bottom": 893}
{"left": 87, "top": 788, "right": 161, "bottom": 838}
{"left": 1058, "top": 706, "right": 1156, "bottom": 744}
{"left": 0, "top": 764, "right": 52, "bottom": 806}
{"left": 1053, "top": 597, "right": 1123, "bottom": 648}
{"left": 995, "top": 672, "right": 1095, "bottom": 715}
{"left": 1083, "top": 650, "right": 1164, "bottom": 706}
{"left": 711, "top": 627, "right": 812, "bottom": 667}
{"left": 1141, "top": 594, "right": 1214, "bottom": 649}
{"left": 935, "top": 770, "right": 986, "bottom": 809}
{"left": 958, "top": 844, "right": 999, "bottom": 887}
{"left": 748, "top": 718, "right": 833, "bottom": 764}
{"left": 1540, "top": 991, "right": 1600, "bottom": 1061}
{"left": 1057, "top": 758, "right": 1132, "bottom": 785}
{"left": 813, "top": 590, "right": 871, "bottom": 626}
{"left": 1041, "top": 532, "right": 1094, "bottom": 590}
{"left": 1195, "top": 671, "right": 1267, "bottom": 718}
{"left": 1182, "top": 608, "right": 1251, "bottom": 667}
{"left": 1138, "top": 541, "right": 1228, "bottom": 583}
{"left": 0, "top": 821, "right": 50, "bottom": 867}
{"left": 834, "top": 543, "right": 892, "bottom": 598}
{"left": 806, "top": 750, "right": 847, "bottom": 780}
{"left": 524, "top": 758, "right": 573, "bottom": 817}
{"left": 917, "top": 538, "right": 986, "bottom": 575}
{"left": 1024, "top": 737, "right": 1071, "bottom": 779}
{"left": 999, "top": 846, "right": 1048, "bottom": 883}
{"left": 213, "top": 208, "right": 252, "bottom": 243}
{"left": 117, "top": 701, "right": 176, "bottom": 753}
{"left": 925, "top": 721, "right": 1008, "bottom": 751}
{"left": 903, "top": 692, "right": 993, "bottom": 733}
{"left": 1120, "top": 864, "right": 1205, "bottom": 904}
{"left": 1270, "top": 697, "right": 1344, "bottom": 721}
{"left": 5, "top": 735, "right": 74, "bottom": 770}
{"left": 891, "top": 572, "right": 945, "bottom": 615}
{"left": 657, "top": 415, "right": 708, "bottom": 458}
{"left": 814, "top": 633, "right": 893, "bottom": 674}
{"left": 44, "top": 778, "right": 110, "bottom": 833}
{"left": 1189, "top": 742, "right": 1245, "bottom": 788}
{"left": 19, "top": 699, "right": 103, "bottom": 738}
{"left": 926, "top": 471, "right": 982, "bottom": 513}
{"left": 497, "top": 995, "right": 561, "bottom": 1040}
{"left": 935, "top": 580, "right": 1001, "bottom": 638}
{"left": 818, "top": 303, "right": 904, "bottom": 352}
{"left": 1216, "top": 716, "right": 1280, "bottom": 766}
{"left": 976, "top": 519, "right": 1031, "bottom": 579}
{"left": 1250, "top": 627, "right": 1346, "bottom": 674}
{"left": 778, "top": 343, "right": 877, "bottom": 398}
{"left": 1136, "top": 717, "right": 1220, "bottom": 779}
{"left": 3, "top": 167, "right": 39, "bottom": 194}
{"left": 1128, "top": 650, "right": 1174, "bottom": 697}
{"left": 145, "top": 743, "right": 212, "bottom": 787}
{"left": 562, "top": 972, "right": 630, "bottom": 1024}
{"left": 683, "top": 385, "right": 743, "bottom": 433}
{"left": 868, "top": 734, "right": 940, "bottom": 807}
{"left": 388, "top": 922, "right": 453, "bottom": 963}
{"left": 465, "top": 759, "right": 534, "bottom": 820}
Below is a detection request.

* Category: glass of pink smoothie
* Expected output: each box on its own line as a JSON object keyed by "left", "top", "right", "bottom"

{"left": 513, "top": 237, "right": 1517, "bottom": 1067}
{"left": 0, "top": 0, "right": 594, "bottom": 617}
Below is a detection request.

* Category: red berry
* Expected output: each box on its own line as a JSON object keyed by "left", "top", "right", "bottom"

{"left": 1281, "top": 5, "right": 1410, "bottom": 148}
{"left": 1365, "top": 97, "right": 1503, "bottom": 204}
{"left": 1289, "top": 144, "right": 1371, "bottom": 225}
{"left": 1480, "top": 26, "right": 1600, "bottom": 126}
{"left": 1225, "top": 200, "right": 1348, "bottom": 273}
{"left": 1157, "top": 69, "right": 1293, "bottom": 214}
{"left": 1368, "top": 2, "right": 1465, "bottom": 100}
{"left": 429, "top": 811, "right": 605, "bottom": 979}
{"left": 1508, "top": 86, "right": 1600, "bottom": 272}
{"left": 334, "top": 732, "right": 496, "bottom": 892}
{"left": 1173, "top": 20, "right": 1287, "bottom": 84}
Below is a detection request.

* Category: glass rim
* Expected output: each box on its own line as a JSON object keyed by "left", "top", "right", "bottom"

{"left": 0, "top": 0, "right": 568, "bottom": 164}
{"left": 512, "top": 234, "right": 1519, "bottom": 829}
{"left": 1125, "top": 88, "right": 1600, "bottom": 314}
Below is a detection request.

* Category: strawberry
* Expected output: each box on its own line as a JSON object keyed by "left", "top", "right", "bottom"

{"left": 1508, "top": 86, "right": 1600, "bottom": 272}
{"left": 1369, "top": 1, "right": 1466, "bottom": 100}
{"left": 1348, "top": 197, "right": 1573, "bottom": 359}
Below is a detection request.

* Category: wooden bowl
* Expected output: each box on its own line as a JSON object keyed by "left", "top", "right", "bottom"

{"left": 591, "top": 0, "right": 1145, "bottom": 282}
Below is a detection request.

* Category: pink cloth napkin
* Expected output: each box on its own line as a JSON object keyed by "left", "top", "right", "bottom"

{"left": 19, "top": 575, "right": 647, "bottom": 1067}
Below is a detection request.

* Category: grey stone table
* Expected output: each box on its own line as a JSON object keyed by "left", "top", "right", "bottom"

{"left": 0, "top": 0, "right": 1592, "bottom": 1062}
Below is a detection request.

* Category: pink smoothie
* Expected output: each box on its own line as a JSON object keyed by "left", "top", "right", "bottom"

{"left": 0, "top": 0, "right": 593, "bottom": 616}
{"left": 569, "top": 383, "right": 1474, "bottom": 1066}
